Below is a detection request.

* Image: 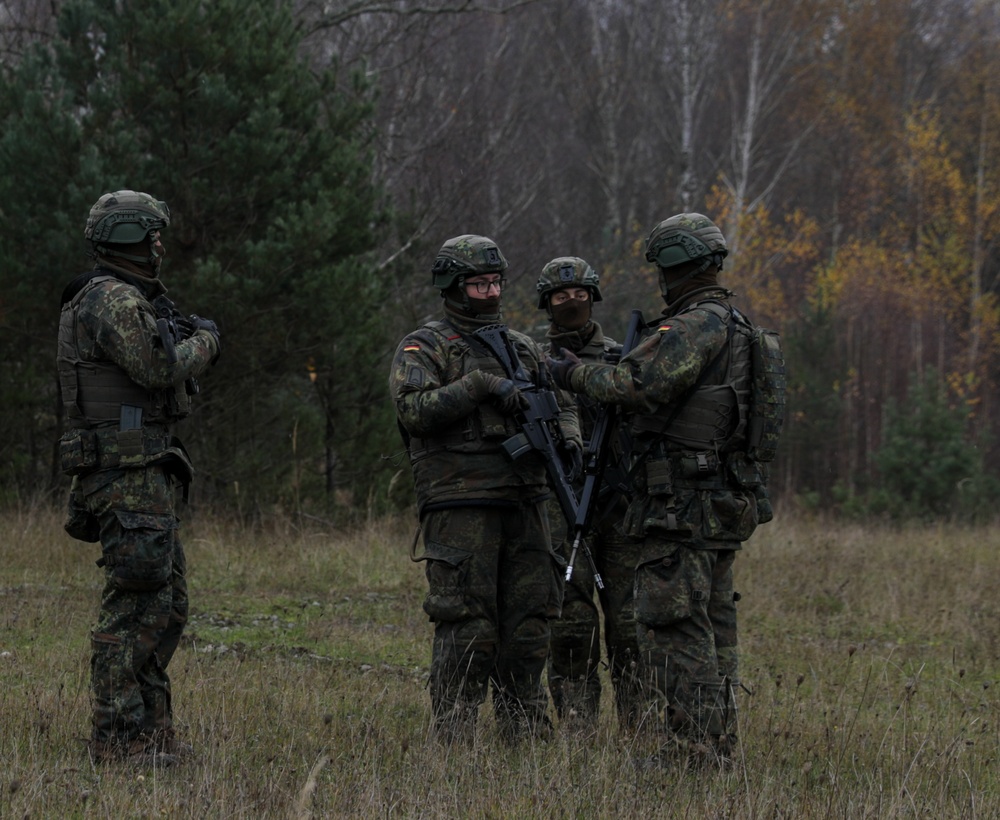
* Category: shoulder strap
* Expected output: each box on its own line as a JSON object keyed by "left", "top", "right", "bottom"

{"left": 60, "top": 272, "right": 117, "bottom": 308}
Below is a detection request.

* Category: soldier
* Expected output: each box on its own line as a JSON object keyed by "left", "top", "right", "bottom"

{"left": 389, "top": 235, "right": 580, "bottom": 743}
{"left": 57, "top": 190, "right": 221, "bottom": 766}
{"left": 548, "top": 214, "right": 771, "bottom": 765}
{"left": 535, "top": 257, "right": 642, "bottom": 730}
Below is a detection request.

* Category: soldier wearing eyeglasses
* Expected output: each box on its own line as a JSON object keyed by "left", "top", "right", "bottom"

{"left": 389, "top": 235, "right": 581, "bottom": 744}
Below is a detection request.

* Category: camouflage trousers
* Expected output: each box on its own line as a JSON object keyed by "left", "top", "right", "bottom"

{"left": 82, "top": 466, "right": 188, "bottom": 745}
{"left": 419, "top": 502, "right": 562, "bottom": 742}
{"left": 547, "top": 502, "right": 643, "bottom": 729}
{"left": 634, "top": 540, "right": 739, "bottom": 743}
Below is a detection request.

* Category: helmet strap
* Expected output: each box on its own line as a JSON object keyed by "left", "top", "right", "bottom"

{"left": 443, "top": 275, "right": 472, "bottom": 311}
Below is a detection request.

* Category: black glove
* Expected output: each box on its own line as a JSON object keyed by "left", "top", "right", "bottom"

{"left": 547, "top": 348, "right": 582, "bottom": 390}
{"left": 190, "top": 314, "right": 222, "bottom": 361}
{"left": 482, "top": 373, "right": 524, "bottom": 415}
{"left": 561, "top": 440, "right": 583, "bottom": 482}
{"left": 604, "top": 344, "right": 623, "bottom": 366}
{"left": 174, "top": 315, "right": 195, "bottom": 339}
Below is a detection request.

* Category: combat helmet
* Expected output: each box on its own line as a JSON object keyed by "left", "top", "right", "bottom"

{"left": 85, "top": 190, "right": 170, "bottom": 264}
{"left": 431, "top": 234, "right": 508, "bottom": 290}
{"left": 536, "top": 256, "right": 603, "bottom": 309}
{"left": 644, "top": 213, "right": 727, "bottom": 270}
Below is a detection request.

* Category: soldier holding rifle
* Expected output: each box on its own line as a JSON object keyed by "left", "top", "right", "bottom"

{"left": 57, "top": 190, "right": 220, "bottom": 766}
{"left": 389, "top": 235, "right": 581, "bottom": 744}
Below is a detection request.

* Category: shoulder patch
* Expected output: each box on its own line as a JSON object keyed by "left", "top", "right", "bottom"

{"left": 657, "top": 323, "right": 673, "bottom": 333}
{"left": 403, "top": 344, "right": 421, "bottom": 353}
{"left": 405, "top": 365, "right": 425, "bottom": 389}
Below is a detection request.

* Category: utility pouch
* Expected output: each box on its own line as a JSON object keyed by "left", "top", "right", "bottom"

{"left": 645, "top": 459, "right": 673, "bottom": 497}
{"left": 117, "top": 428, "right": 146, "bottom": 468}
{"left": 754, "top": 484, "right": 773, "bottom": 524}
{"left": 58, "top": 430, "right": 99, "bottom": 476}
{"left": 727, "top": 452, "right": 763, "bottom": 488}
{"left": 63, "top": 483, "right": 100, "bottom": 542}
{"left": 478, "top": 403, "right": 511, "bottom": 439}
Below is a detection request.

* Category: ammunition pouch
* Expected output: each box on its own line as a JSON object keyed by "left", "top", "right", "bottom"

{"left": 58, "top": 427, "right": 194, "bottom": 489}
{"left": 625, "top": 450, "right": 759, "bottom": 540}
{"left": 639, "top": 452, "right": 728, "bottom": 495}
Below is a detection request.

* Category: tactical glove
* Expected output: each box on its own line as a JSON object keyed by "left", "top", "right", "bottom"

{"left": 174, "top": 315, "right": 195, "bottom": 339}
{"left": 604, "top": 344, "right": 623, "bottom": 365}
{"left": 547, "top": 347, "right": 582, "bottom": 390}
{"left": 561, "top": 439, "right": 583, "bottom": 482}
{"left": 190, "top": 314, "right": 222, "bottom": 362}
{"left": 464, "top": 371, "right": 524, "bottom": 415}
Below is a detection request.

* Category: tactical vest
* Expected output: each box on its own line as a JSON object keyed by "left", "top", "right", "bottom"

{"left": 57, "top": 275, "right": 189, "bottom": 430}
{"left": 56, "top": 275, "right": 195, "bottom": 486}
{"left": 403, "top": 321, "right": 548, "bottom": 507}
{"left": 632, "top": 300, "right": 752, "bottom": 459}
{"left": 405, "top": 320, "right": 521, "bottom": 461}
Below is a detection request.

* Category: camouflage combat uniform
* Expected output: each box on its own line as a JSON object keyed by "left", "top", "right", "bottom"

{"left": 541, "top": 321, "right": 643, "bottom": 728}
{"left": 57, "top": 265, "right": 218, "bottom": 760}
{"left": 564, "top": 287, "right": 756, "bottom": 751}
{"left": 390, "top": 306, "right": 580, "bottom": 742}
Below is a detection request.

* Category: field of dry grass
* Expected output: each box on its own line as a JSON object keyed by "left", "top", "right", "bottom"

{"left": 1, "top": 502, "right": 997, "bottom": 818}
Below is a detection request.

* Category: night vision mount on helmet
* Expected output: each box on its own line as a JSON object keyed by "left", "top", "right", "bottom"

{"left": 431, "top": 234, "right": 508, "bottom": 291}
{"left": 535, "top": 256, "right": 603, "bottom": 309}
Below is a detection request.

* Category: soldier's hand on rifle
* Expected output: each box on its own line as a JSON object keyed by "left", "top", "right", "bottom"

{"left": 463, "top": 370, "right": 524, "bottom": 415}
{"left": 174, "top": 314, "right": 195, "bottom": 339}
{"left": 561, "top": 439, "right": 583, "bottom": 481}
{"left": 190, "top": 314, "right": 222, "bottom": 362}
{"left": 483, "top": 373, "right": 524, "bottom": 415}
{"left": 546, "top": 347, "right": 582, "bottom": 390}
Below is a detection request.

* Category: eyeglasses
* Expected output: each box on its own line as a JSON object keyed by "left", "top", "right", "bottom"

{"left": 465, "top": 277, "right": 507, "bottom": 294}
{"left": 550, "top": 288, "right": 591, "bottom": 305}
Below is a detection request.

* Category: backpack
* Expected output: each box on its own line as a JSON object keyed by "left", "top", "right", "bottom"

{"left": 726, "top": 309, "right": 787, "bottom": 525}
{"left": 741, "top": 316, "right": 787, "bottom": 464}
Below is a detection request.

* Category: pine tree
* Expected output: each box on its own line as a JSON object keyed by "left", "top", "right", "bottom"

{"left": 0, "top": 0, "right": 394, "bottom": 516}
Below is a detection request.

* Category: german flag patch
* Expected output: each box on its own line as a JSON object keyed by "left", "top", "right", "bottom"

{"left": 403, "top": 344, "right": 421, "bottom": 353}
{"left": 657, "top": 323, "right": 673, "bottom": 333}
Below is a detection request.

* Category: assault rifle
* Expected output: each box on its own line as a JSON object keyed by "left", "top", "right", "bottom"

{"left": 563, "top": 309, "right": 644, "bottom": 583}
{"left": 152, "top": 294, "right": 199, "bottom": 396}
{"left": 473, "top": 324, "right": 582, "bottom": 554}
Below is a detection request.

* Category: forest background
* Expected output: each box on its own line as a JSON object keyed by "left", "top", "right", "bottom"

{"left": 1, "top": 0, "right": 999, "bottom": 524}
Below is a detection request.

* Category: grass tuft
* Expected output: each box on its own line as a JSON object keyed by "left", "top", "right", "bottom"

{"left": 0, "top": 505, "right": 997, "bottom": 816}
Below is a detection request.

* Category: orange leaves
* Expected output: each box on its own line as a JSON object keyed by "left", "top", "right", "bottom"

{"left": 706, "top": 185, "right": 822, "bottom": 330}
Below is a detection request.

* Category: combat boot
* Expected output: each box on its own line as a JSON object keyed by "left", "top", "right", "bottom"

{"left": 141, "top": 727, "right": 194, "bottom": 758}
{"left": 88, "top": 736, "right": 180, "bottom": 768}
{"left": 554, "top": 677, "right": 600, "bottom": 734}
{"left": 431, "top": 700, "right": 479, "bottom": 746}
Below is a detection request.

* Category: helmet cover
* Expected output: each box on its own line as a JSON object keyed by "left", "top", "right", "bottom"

{"left": 536, "top": 256, "right": 603, "bottom": 308}
{"left": 644, "top": 213, "right": 727, "bottom": 269}
{"left": 85, "top": 190, "right": 171, "bottom": 247}
{"left": 431, "top": 234, "right": 508, "bottom": 290}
